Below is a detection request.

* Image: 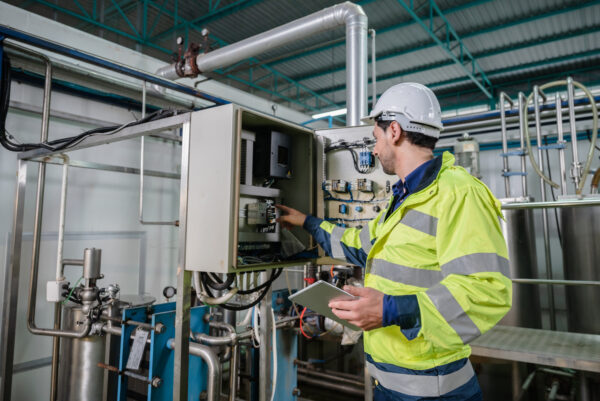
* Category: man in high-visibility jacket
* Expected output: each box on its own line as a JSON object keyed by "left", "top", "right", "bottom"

{"left": 277, "top": 82, "right": 511, "bottom": 400}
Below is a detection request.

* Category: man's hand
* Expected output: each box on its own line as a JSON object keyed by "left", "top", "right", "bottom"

{"left": 275, "top": 204, "right": 306, "bottom": 229}
{"left": 328, "top": 286, "right": 384, "bottom": 331}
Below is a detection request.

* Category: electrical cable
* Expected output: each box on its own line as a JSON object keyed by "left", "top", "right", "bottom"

{"left": 299, "top": 307, "right": 313, "bottom": 340}
{"left": 201, "top": 272, "right": 236, "bottom": 291}
{"left": 201, "top": 269, "right": 282, "bottom": 311}
{"left": 325, "top": 138, "right": 375, "bottom": 174}
{"left": 61, "top": 276, "right": 83, "bottom": 305}
{"left": 204, "top": 268, "right": 282, "bottom": 296}
{"left": 323, "top": 189, "right": 386, "bottom": 204}
{"left": 0, "top": 54, "right": 185, "bottom": 152}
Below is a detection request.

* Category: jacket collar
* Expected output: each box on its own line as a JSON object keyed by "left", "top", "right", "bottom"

{"left": 411, "top": 151, "right": 453, "bottom": 194}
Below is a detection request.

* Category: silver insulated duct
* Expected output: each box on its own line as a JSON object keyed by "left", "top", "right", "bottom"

{"left": 155, "top": 2, "right": 368, "bottom": 126}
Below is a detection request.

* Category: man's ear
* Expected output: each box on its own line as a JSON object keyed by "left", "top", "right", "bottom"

{"left": 389, "top": 121, "right": 403, "bottom": 145}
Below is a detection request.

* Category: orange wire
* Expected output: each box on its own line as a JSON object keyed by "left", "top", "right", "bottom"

{"left": 330, "top": 265, "right": 335, "bottom": 278}
{"left": 299, "top": 307, "right": 313, "bottom": 340}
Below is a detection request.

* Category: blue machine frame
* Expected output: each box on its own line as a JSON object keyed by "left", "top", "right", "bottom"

{"left": 117, "top": 303, "right": 211, "bottom": 401}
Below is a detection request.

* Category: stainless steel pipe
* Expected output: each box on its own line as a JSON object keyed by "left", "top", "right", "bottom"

{"left": 512, "top": 278, "right": 600, "bottom": 286}
{"left": 369, "top": 29, "right": 376, "bottom": 107}
{"left": 298, "top": 374, "right": 364, "bottom": 396}
{"left": 442, "top": 102, "right": 596, "bottom": 135}
{"left": 533, "top": 85, "right": 556, "bottom": 331}
{"left": 297, "top": 367, "right": 364, "bottom": 387}
{"left": 555, "top": 93, "right": 568, "bottom": 195}
{"left": 517, "top": 92, "right": 528, "bottom": 197}
{"left": 499, "top": 92, "right": 513, "bottom": 197}
{"left": 501, "top": 198, "right": 600, "bottom": 209}
{"left": 167, "top": 339, "right": 222, "bottom": 401}
{"left": 154, "top": 2, "right": 368, "bottom": 125}
{"left": 55, "top": 156, "right": 70, "bottom": 281}
{"left": 567, "top": 77, "right": 582, "bottom": 190}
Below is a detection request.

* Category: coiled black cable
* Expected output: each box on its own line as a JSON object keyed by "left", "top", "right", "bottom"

{"left": 201, "top": 268, "right": 283, "bottom": 311}
{"left": 201, "top": 272, "right": 236, "bottom": 291}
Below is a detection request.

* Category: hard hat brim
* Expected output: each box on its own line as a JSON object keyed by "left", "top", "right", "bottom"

{"left": 360, "top": 110, "right": 382, "bottom": 125}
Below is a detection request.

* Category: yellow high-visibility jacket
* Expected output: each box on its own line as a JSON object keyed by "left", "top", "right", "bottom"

{"left": 304, "top": 151, "right": 511, "bottom": 398}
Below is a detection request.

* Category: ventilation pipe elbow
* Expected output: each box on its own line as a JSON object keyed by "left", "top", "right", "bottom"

{"left": 152, "top": 2, "right": 368, "bottom": 126}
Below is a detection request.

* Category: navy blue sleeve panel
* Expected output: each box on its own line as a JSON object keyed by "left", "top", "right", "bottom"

{"left": 303, "top": 215, "right": 332, "bottom": 256}
{"left": 303, "top": 215, "right": 368, "bottom": 267}
{"left": 382, "top": 294, "right": 422, "bottom": 340}
{"left": 341, "top": 244, "right": 368, "bottom": 268}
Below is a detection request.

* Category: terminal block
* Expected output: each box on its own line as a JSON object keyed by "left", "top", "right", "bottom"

{"left": 354, "top": 178, "right": 373, "bottom": 193}
{"left": 247, "top": 201, "right": 276, "bottom": 226}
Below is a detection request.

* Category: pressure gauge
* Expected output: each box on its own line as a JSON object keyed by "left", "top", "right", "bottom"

{"left": 163, "top": 286, "right": 177, "bottom": 300}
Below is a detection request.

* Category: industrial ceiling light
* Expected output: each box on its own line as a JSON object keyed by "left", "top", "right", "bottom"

{"left": 312, "top": 108, "right": 347, "bottom": 119}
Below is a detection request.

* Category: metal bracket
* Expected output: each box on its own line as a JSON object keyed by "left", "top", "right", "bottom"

{"left": 500, "top": 150, "right": 527, "bottom": 157}
{"left": 538, "top": 143, "right": 566, "bottom": 150}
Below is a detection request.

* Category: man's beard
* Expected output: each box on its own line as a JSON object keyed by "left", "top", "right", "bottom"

{"left": 378, "top": 155, "right": 395, "bottom": 175}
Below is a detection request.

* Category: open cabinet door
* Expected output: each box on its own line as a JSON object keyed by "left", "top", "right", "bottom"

{"left": 185, "top": 104, "right": 316, "bottom": 273}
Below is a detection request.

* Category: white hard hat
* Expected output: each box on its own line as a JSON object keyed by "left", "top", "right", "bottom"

{"left": 361, "top": 82, "right": 443, "bottom": 138}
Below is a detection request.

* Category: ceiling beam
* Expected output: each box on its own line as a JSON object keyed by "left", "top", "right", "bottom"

{"left": 268, "top": 0, "right": 494, "bottom": 68}
{"left": 292, "top": 0, "right": 600, "bottom": 83}
{"left": 149, "top": 0, "right": 262, "bottom": 42}
{"left": 394, "top": 0, "right": 492, "bottom": 98}
{"left": 314, "top": 24, "right": 600, "bottom": 96}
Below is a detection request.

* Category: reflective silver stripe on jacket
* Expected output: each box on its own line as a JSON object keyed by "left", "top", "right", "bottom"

{"left": 360, "top": 226, "right": 372, "bottom": 254}
{"left": 379, "top": 210, "right": 387, "bottom": 225}
{"left": 366, "top": 360, "right": 475, "bottom": 397}
{"left": 441, "top": 253, "right": 510, "bottom": 277}
{"left": 368, "top": 259, "right": 443, "bottom": 288}
{"left": 330, "top": 226, "right": 346, "bottom": 259}
{"left": 400, "top": 209, "right": 438, "bottom": 237}
{"left": 426, "top": 284, "right": 481, "bottom": 343}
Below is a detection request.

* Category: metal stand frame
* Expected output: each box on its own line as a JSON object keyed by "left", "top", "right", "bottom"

{"left": 0, "top": 113, "right": 193, "bottom": 401}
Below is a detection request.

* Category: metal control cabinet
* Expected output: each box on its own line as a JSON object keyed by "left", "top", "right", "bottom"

{"left": 185, "top": 104, "right": 316, "bottom": 272}
{"left": 184, "top": 105, "right": 385, "bottom": 273}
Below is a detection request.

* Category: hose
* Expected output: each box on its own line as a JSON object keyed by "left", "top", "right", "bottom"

{"left": 523, "top": 79, "right": 598, "bottom": 195}
{"left": 193, "top": 272, "right": 239, "bottom": 305}
{"left": 591, "top": 168, "right": 600, "bottom": 194}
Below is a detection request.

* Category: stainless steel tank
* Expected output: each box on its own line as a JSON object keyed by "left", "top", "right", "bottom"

{"left": 560, "top": 198, "right": 600, "bottom": 334}
{"left": 477, "top": 199, "right": 542, "bottom": 401}
{"left": 57, "top": 304, "right": 106, "bottom": 401}
{"left": 499, "top": 198, "right": 542, "bottom": 329}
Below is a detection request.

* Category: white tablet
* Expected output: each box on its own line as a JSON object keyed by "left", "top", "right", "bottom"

{"left": 289, "top": 280, "right": 360, "bottom": 331}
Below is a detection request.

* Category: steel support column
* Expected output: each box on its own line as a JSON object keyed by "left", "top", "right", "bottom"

{"left": 173, "top": 119, "right": 192, "bottom": 401}
{"left": 0, "top": 160, "right": 28, "bottom": 401}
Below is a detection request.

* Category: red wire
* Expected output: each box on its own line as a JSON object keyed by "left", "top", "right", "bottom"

{"left": 299, "top": 307, "right": 313, "bottom": 340}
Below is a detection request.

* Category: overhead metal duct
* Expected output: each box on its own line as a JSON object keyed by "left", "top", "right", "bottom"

{"left": 155, "top": 2, "right": 368, "bottom": 126}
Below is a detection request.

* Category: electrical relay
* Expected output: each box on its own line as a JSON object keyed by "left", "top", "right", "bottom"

{"left": 247, "top": 201, "right": 277, "bottom": 232}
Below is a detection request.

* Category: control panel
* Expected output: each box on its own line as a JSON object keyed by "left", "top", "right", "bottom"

{"left": 316, "top": 126, "right": 392, "bottom": 233}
